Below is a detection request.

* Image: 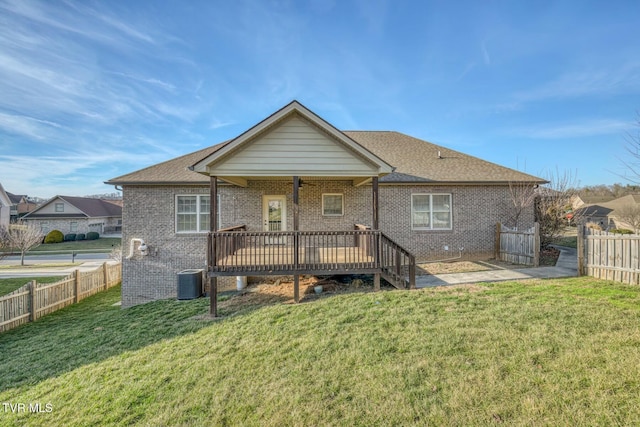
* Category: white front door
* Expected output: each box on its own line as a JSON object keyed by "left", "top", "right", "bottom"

{"left": 263, "top": 195, "right": 287, "bottom": 232}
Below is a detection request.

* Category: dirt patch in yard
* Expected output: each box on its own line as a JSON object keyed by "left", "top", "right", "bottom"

{"left": 418, "top": 261, "right": 495, "bottom": 275}
{"left": 218, "top": 275, "right": 380, "bottom": 313}
{"left": 418, "top": 249, "right": 560, "bottom": 275}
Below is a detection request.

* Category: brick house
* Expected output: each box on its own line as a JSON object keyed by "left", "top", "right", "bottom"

{"left": 22, "top": 196, "right": 122, "bottom": 235}
{"left": 107, "top": 101, "right": 545, "bottom": 309}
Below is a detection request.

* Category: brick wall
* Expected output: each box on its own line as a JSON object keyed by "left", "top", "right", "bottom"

{"left": 121, "top": 181, "right": 534, "bottom": 307}
{"left": 379, "top": 185, "right": 532, "bottom": 260}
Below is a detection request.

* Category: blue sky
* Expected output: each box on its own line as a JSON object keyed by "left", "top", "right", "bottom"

{"left": 1, "top": 0, "right": 639, "bottom": 198}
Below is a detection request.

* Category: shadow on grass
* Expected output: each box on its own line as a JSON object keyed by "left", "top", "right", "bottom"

{"left": 0, "top": 284, "right": 291, "bottom": 393}
{"left": 0, "top": 278, "right": 386, "bottom": 393}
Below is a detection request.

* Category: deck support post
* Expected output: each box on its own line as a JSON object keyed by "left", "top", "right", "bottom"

{"left": 293, "top": 176, "right": 300, "bottom": 303}
{"left": 209, "top": 176, "right": 218, "bottom": 317}
{"left": 372, "top": 176, "right": 381, "bottom": 287}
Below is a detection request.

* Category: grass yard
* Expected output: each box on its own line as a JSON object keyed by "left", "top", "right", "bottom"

{"left": 553, "top": 226, "right": 578, "bottom": 248}
{"left": 0, "top": 276, "right": 62, "bottom": 296}
{"left": 552, "top": 235, "right": 578, "bottom": 248}
{"left": 1, "top": 278, "right": 640, "bottom": 425}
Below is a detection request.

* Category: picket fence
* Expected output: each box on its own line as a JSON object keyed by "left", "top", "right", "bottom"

{"left": 578, "top": 227, "right": 640, "bottom": 284}
{"left": 495, "top": 222, "right": 540, "bottom": 266}
{"left": 0, "top": 262, "right": 121, "bottom": 333}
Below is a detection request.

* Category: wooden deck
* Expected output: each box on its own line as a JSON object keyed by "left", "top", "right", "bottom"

{"left": 207, "top": 228, "right": 416, "bottom": 289}
{"left": 214, "top": 245, "right": 377, "bottom": 275}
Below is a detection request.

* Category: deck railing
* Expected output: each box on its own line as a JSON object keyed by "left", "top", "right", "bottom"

{"left": 207, "top": 225, "right": 416, "bottom": 289}
{"left": 379, "top": 233, "right": 416, "bottom": 289}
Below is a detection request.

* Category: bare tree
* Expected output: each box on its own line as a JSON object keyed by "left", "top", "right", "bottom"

{"left": 620, "top": 116, "right": 640, "bottom": 184}
{"left": 109, "top": 244, "right": 122, "bottom": 262}
{"left": 507, "top": 181, "right": 538, "bottom": 229}
{"left": 6, "top": 222, "right": 44, "bottom": 266}
{"left": 612, "top": 204, "right": 640, "bottom": 233}
{"left": 0, "top": 226, "right": 10, "bottom": 261}
{"left": 535, "top": 169, "right": 581, "bottom": 248}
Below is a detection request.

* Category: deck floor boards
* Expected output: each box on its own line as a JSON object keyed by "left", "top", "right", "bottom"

{"left": 216, "top": 246, "right": 374, "bottom": 269}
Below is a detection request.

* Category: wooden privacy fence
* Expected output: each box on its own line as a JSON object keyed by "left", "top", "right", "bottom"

{"left": 495, "top": 222, "right": 540, "bottom": 266}
{"left": 578, "top": 227, "right": 640, "bottom": 284}
{"left": 0, "top": 262, "right": 121, "bottom": 333}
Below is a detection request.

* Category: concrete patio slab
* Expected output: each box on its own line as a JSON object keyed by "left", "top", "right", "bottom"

{"left": 416, "top": 245, "right": 577, "bottom": 288}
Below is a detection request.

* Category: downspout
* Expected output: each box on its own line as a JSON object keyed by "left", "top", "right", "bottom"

{"left": 125, "top": 238, "right": 146, "bottom": 259}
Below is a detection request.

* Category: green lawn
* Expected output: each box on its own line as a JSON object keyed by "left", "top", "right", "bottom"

{"left": 552, "top": 235, "right": 578, "bottom": 248}
{"left": 29, "top": 237, "right": 121, "bottom": 253}
{"left": 1, "top": 278, "right": 640, "bottom": 425}
{"left": 552, "top": 226, "right": 578, "bottom": 248}
{"left": 0, "top": 277, "right": 62, "bottom": 296}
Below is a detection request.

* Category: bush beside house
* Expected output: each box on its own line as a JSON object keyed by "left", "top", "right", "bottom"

{"left": 44, "top": 230, "right": 64, "bottom": 244}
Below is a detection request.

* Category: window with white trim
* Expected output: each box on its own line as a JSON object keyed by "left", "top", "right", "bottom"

{"left": 55, "top": 203, "right": 64, "bottom": 212}
{"left": 176, "top": 195, "right": 220, "bottom": 233}
{"left": 322, "top": 193, "right": 344, "bottom": 216}
{"left": 411, "top": 194, "right": 452, "bottom": 230}
{"left": 70, "top": 221, "right": 78, "bottom": 232}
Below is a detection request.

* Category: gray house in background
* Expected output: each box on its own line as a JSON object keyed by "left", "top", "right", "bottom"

{"left": 108, "top": 101, "right": 545, "bottom": 308}
{"left": 575, "top": 194, "right": 640, "bottom": 230}
{"left": 0, "top": 183, "right": 11, "bottom": 229}
{"left": 22, "top": 196, "right": 122, "bottom": 235}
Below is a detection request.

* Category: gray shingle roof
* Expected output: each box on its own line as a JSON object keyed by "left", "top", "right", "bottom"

{"left": 59, "top": 196, "right": 123, "bottom": 217}
{"left": 344, "top": 131, "right": 544, "bottom": 183}
{"left": 107, "top": 145, "right": 225, "bottom": 185}
{"left": 6, "top": 192, "right": 26, "bottom": 204}
{"left": 25, "top": 196, "right": 122, "bottom": 218}
{"left": 107, "top": 131, "right": 544, "bottom": 185}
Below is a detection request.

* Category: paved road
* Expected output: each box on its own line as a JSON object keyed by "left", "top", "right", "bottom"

{"left": 0, "top": 253, "right": 114, "bottom": 278}
{"left": 0, "top": 253, "right": 110, "bottom": 265}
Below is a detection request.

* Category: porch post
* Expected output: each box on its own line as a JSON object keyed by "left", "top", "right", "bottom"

{"left": 372, "top": 176, "right": 381, "bottom": 289}
{"left": 372, "top": 176, "right": 379, "bottom": 230}
{"left": 209, "top": 176, "right": 218, "bottom": 317}
{"left": 293, "top": 176, "right": 300, "bottom": 303}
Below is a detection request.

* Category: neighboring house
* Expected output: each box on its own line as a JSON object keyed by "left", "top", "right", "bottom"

{"left": 572, "top": 194, "right": 615, "bottom": 210}
{"left": 6, "top": 192, "right": 37, "bottom": 222}
{"left": 22, "top": 196, "right": 122, "bottom": 235}
{"left": 0, "top": 183, "right": 11, "bottom": 229}
{"left": 576, "top": 194, "right": 640, "bottom": 230}
{"left": 107, "top": 101, "right": 546, "bottom": 308}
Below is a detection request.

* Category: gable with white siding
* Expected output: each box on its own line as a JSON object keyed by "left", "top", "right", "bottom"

{"left": 189, "top": 101, "right": 394, "bottom": 186}
{"left": 36, "top": 197, "right": 84, "bottom": 215}
{"left": 212, "top": 115, "right": 379, "bottom": 177}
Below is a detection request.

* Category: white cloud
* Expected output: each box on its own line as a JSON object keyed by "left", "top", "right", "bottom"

{"left": 0, "top": 113, "right": 63, "bottom": 140}
{"left": 514, "top": 63, "right": 640, "bottom": 102}
{"left": 507, "top": 119, "right": 632, "bottom": 139}
{"left": 481, "top": 41, "right": 491, "bottom": 65}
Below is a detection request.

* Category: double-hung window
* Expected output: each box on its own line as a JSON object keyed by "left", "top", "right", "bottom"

{"left": 411, "top": 194, "right": 452, "bottom": 230}
{"left": 322, "top": 194, "right": 344, "bottom": 216}
{"left": 176, "top": 195, "right": 211, "bottom": 233}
